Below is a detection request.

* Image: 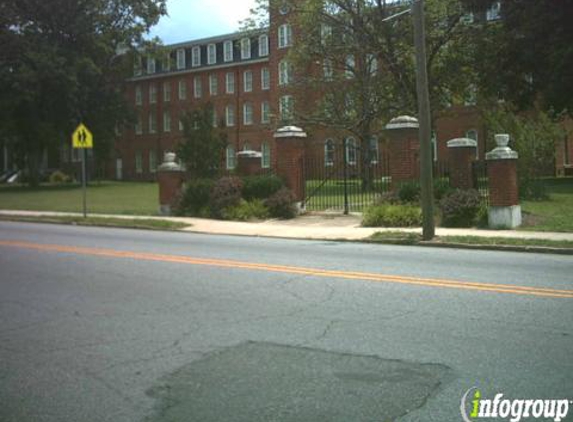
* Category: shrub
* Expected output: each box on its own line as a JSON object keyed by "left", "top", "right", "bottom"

{"left": 397, "top": 181, "right": 420, "bottom": 204}
{"left": 439, "top": 189, "right": 482, "bottom": 227}
{"left": 222, "top": 199, "right": 270, "bottom": 221}
{"left": 241, "top": 174, "right": 284, "bottom": 200}
{"left": 175, "top": 178, "right": 214, "bottom": 216}
{"left": 433, "top": 178, "right": 452, "bottom": 201}
{"left": 49, "top": 170, "right": 71, "bottom": 184}
{"left": 209, "top": 176, "right": 243, "bottom": 218}
{"left": 362, "top": 204, "right": 422, "bottom": 227}
{"left": 264, "top": 188, "right": 297, "bottom": 219}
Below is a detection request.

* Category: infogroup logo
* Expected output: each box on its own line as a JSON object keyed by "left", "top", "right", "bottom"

{"left": 460, "top": 387, "right": 571, "bottom": 422}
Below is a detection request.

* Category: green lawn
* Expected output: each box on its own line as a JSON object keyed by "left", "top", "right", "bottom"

{"left": 521, "top": 179, "right": 573, "bottom": 232}
{"left": 0, "top": 181, "right": 158, "bottom": 215}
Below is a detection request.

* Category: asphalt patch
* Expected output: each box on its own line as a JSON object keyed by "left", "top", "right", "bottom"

{"left": 146, "top": 342, "right": 451, "bottom": 422}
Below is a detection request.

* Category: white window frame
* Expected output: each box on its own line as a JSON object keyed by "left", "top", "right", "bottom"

{"left": 207, "top": 44, "right": 216, "bottom": 65}
{"left": 278, "top": 24, "right": 292, "bottom": 48}
{"left": 279, "top": 60, "right": 291, "bottom": 86}
{"left": 225, "top": 105, "right": 235, "bottom": 127}
{"left": 486, "top": 1, "right": 501, "bottom": 21}
{"left": 148, "top": 112, "right": 157, "bottom": 134}
{"left": 261, "top": 142, "right": 270, "bottom": 168}
{"left": 320, "top": 24, "right": 332, "bottom": 45}
{"left": 135, "top": 151, "right": 143, "bottom": 174}
{"left": 258, "top": 34, "right": 269, "bottom": 56}
{"left": 345, "top": 138, "right": 357, "bottom": 165}
{"left": 261, "top": 101, "right": 270, "bottom": 124}
{"left": 209, "top": 74, "right": 218, "bottom": 96}
{"left": 149, "top": 84, "right": 157, "bottom": 104}
{"left": 226, "top": 72, "right": 235, "bottom": 94}
{"left": 261, "top": 68, "right": 270, "bottom": 90}
{"left": 345, "top": 55, "right": 355, "bottom": 79}
{"left": 192, "top": 46, "right": 201, "bottom": 67}
{"left": 243, "top": 103, "right": 253, "bottom": 125}
{"left": 323, "top": 59, "right": 333, "bottom": 81}
{"left": 224, "top": 40, "right": 234, "bottom": 62}
{"left": 135, "top": 85, "right": 142, "bottom": 106}
{"left": 226, "top": 145, "right": 236, "bottom": 170}
{"left": 147, "top": 56, "right": 156, "bottom": 74}
{"left": 149, "top": 150, "right": 157, "bottom": 173}
{"left": 194, "top": 76, "right": 202, "bottom": 98}
{"left": 163, "top": 110, "right": 171, "bottom": 132}
{"left": 178, "top": 114, "right": 184, "bottom": 132}
{"left": 212, "top": 108, "right": 218, "bottom": 128}
{"left": 178, "top": 80, "right": 186, "bottom": 100}
{"left": 135, "top": 114, "right": 143, "bottom": 135}
{"left": 176, "top": 49, "right": 186, "bottom": 70}
{"left": 163, "top": 82, "right": 171, "bottom": 102}
{"left": 243, "top": 70, "right": 253, "bottom": 92}
{"left": 369, "top": 136, "right": 379, "bottom": 164}
{"left": 324, "top": 139, "right": 335, "bottom": 167}
{"left": 134, "top": 56, "right": 142, "bottom": 76}
{"left": 163, "top": 52, "right": 171, "bottom": 72}
{"left": 367, "top": 54, "right": 378, "bottom": 76}
{"left": 241, "top": 38, "right": 251, "bottom": 60}
{"left": 279, "top": 95, "right": 294, "bottom": 121}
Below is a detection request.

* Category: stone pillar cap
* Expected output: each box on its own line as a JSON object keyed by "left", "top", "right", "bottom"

{"left": 447, "top": 138, "right": 477, "bottom": 148}
{"left": 486, "top": 134, "right": 518, "bottom": 160}
{"left": 237, "top": 150, "right": 262, "bottom": 158}
{"left": 385, "top": 115, "right": 419, "bottom": 130}
{"left": 274, "top": 126, "right": 307, "bottom": 138}
{"left": 158, "top": 151, "right": 184, "bottom": 171}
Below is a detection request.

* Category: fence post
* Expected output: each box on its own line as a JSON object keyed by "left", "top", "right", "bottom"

{"left": 274, "top": 126, "right": 307, "bottom": 207}
{"left": 236, "top": 150, "right": 262, "bottom": 176}
{"left": 486, "top": 134, "right": 521, "bottom": 228}
{"left": 157, "top": 152, "right": 185, "bottom": 216}
{"left": 447, "top": 137, "right": 477, "bottom": 190}
{"left": 384, "top": 115, "right": 420, "bottom": 190}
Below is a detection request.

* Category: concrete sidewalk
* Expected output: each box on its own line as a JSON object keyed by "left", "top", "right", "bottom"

{"left": 1, "top": 209, "right": 573, "bottom": 242}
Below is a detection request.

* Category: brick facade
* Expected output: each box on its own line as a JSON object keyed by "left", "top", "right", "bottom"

{"left": 488, "top": 159, "right": 519, "bottom": 207}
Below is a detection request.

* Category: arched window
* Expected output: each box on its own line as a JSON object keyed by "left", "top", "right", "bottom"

{"left": 324, "top": 139, "right": 335, "bottom": 167}
{"left": 345, "top": 137, "right": 357, "bottom": 165}
{"left": 226, "top": 145, "right": 236, "bottom": 170}
{"left": 261, "top": 143, "right": 271, "bottom": 168}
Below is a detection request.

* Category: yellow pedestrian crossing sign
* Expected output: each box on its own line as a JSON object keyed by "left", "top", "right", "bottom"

{"left": 72, "top": 123, "right": 93, "bottom": 149}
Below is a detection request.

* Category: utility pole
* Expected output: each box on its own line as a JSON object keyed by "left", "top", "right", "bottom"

{"left": 412, "top": 0, "right": 435, "bottom": 240}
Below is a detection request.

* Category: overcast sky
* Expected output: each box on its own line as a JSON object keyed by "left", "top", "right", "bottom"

{"left": 148, "top": 0, "right": 259, "bottom": 45}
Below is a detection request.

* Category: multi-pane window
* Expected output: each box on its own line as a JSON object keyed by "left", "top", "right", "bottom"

{"left": 261, "top": 101, "right": 270, "bottom": 124}
{"left": 279, "top": 95, "right": 294, "bottom": 121}
{"left": 163, "top": 53, "right": 171, "bottom": 72}
{"left": 367, "top": 54, "right": 378, "bottom": 76}
{"left": 486, "top": 1, "right": 501, "bottom": 20}
{"left": 278, "top": 24, "right": 292, "bottom": 48}
{"left": 261, "top": 68, "right": 270, "bottom": 90}
{"left": 148, "top": 112, "right": 157, "bottom": 134}
{"left": 135, "top": 85, "right": 142, "bottom": 105}
{"left": 209, "top": 74, "right": 218, "bottom": 96}
{"left": 194, "top": 76, "right": 202, "bottom": 98}
{"left": 224, "top": 40, "right": 234, "bottom": 62}
{"left": 192, "top": 46, "right": 201, "bottom": 67}
{"left": 345, "top": 137, "right": 357, "bottom": 165}
{"left": 163, "top": 111, "right": 171, "bottom": 132}
{"left": 212, "top": 108, "right": 218, "bottom": 128}
{"left": 177, "top": 49, "right": 186, "bottom": 70}
{"left": 261, "top": 143, "right": 271, "bottom": 168}
{"left": 207, "top": 44, "right": 216, "bottom": 65}
{"left": 345, "top": 55, "right": 355, "bottom": 79}
{"left": 134, "top": 56, "right": 142, "bottom": 76}
{"left": 178, "top": 80, "right": 187, "bottom": 100}
{"left": 324, "top": 139, "right": 335, "bottom": 166}
{"left": 243, "top": 70, "right": 253, "bottom": 92}
{"left": 178, "top": 113, "right": 184, "bottom": 131}
{"left": 226, "top": 145, "right": 236, "bottom": 170}
{"left": 279, "top": 60, "right": 291, "bottom": 86}
{"left": 149, "top": 150, "right": 157, "bottom": 173}
{"left": 259, "top": 34, "right": 269, "bottom": 56}
{"left": 323, "top": 59, "right": 333, "bottom": 81}
{"left": 241, "top": 38, "right": 251, "bottom": 59}
{"left": 369, "top": 136, "right": 379, "bottom": 164}
{"left": 147, "top": 56, "right": 156, "bottom": 74}
{"left": 243, "top": 103, "right": 253, "bottom": 125}
{"left": 149, "top": 84, "right": 157, "bottom": 104}
{"left": 226, "top": 105, "right": 235, "bottom": 126}
{"left": 135, "top": 151, "right": 143, "bottom": 174}
{"left": 226, "top": 72, "right": 235, "bottom": 94}
{"left": 135, "top": 114, "right": 143, "bottom": 135}
{"left": 320, "top": 24, "right": 332, "bottom": 45}
{"left": 163, "top": 82, "right": 171, "bottom": 102}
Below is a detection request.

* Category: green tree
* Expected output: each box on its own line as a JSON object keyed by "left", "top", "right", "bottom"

{"left": 177, "top": 104, "right": 228, "bottom": 179}
{"left": 0, "top": 0, "right": 166, "bottom": 185}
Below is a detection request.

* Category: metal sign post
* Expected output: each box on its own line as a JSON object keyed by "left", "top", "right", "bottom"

{"left": 72, "top": 123, "right": 93, "bottom": 218}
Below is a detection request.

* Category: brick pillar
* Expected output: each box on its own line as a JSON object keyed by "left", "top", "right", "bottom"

{"left": 157, "top": 152, "right": 185, "bottom": 216}
{"left": 486, "top": 134, "right": 521, "bottom": 228}
{"left": 447, "top": 138, "right": 477, "bottom": 190}
{"left": 236, "top": 150, "right": 262, "bottom": 176}
{"left": 384, "top": 115, "right": 420, "bottom": 189}
{"left": 274, "top": 126, "right": 307, "bottom": 204}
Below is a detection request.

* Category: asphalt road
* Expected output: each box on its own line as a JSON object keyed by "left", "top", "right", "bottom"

{"left": 0, "top": 221, "right": 572, "bottom": 422}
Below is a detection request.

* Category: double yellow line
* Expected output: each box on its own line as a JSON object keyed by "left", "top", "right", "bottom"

{"left": 1, "top": 240, "right": 572, "bottom": 299}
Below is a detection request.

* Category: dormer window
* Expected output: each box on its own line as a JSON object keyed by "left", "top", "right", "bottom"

{"left": 176, "top": 49, "right": 186, "bottom": 70}
{"left": 147, "top": 56, "right": 156, "bottom": 74}
{"left": 207, "top": 44, "right": 216, "bottom": 65}
{"left": 224, "top": 40, "right": 233, "bottom": 62}
{"left": 241, "top": 38, "right": 251, "bottom": 59}
{"left": 192, "top": 46, "right": 201, "bottom": 67}
{"left": 259, "top": 34, "right": 269, "bottom": 56}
